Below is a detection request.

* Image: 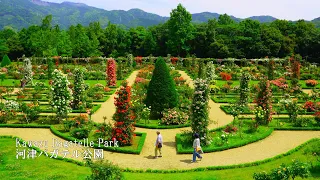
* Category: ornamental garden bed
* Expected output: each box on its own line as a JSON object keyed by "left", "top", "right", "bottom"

{"left": 176, "top": 117, "right": 320, "bottom": 154}
{"left": 220, "top": 105, "right": 318, "bottom": 115}
{"left": 211, "top": 96, "right": 320, "bottom": 104}
{"left": 135, "top": 119, "right": 190, "bottom": 129}
{"left": 176, "top": 122, "right": 273, "bottom": 154}
{"left": 131, "top": 64, "right": 192, "bottom": 127}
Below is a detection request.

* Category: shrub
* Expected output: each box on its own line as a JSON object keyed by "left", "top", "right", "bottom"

{"left": 239, "top": 70, "right": 251, "bottom": 106}
{"left": 95, "top": 120, "right": 113, "bottom": 140}
{"left": 107, "top": 58, "right": 117, "bottom": 86}
{"left": 21, "top": 58, "right": 33, "bottom": 86}
{"left": 21, "top": 102, "right": 41, "bottom": 123}
{"left": 0, "top": 55, "right": 11, "bottom": 67}
{"left": 170, "top": 57, "right": 179, "bottom": 65}
{"left": 191, "top": 78, "right": 210, "bottom": 145}
{"left": 112, "top": 81, "right": 135, "bottom": 146}
{"left": 145, "top": 57, "right": 178, "bottom": 118}
{"left": 224, "top": 125, "right": 238, "bottom": 133}
{"left": 220, "top": 72, "right": 232, "bottom": 81}
{"left": 294, "top": 117, "right": 313, "bottom": 127}
{"left": 174, "top": 76, "right": 186, "bottom": 86}
{"left": 135, "top": 56, "right": 142, "bottom": 65}
{"left": 160, "top": 108, "right": 189, "bottom": 125}
{"left": 86, "top": 160, "right": 123, "bottom": 180}
{"left": 50, "top": 69, "right": 73, "bottom": 121}
{"left": 314, "top": 111, "right": 320, "bottom": 125}
{"left": 303, "top": 101, "right": 315, "bottom": 112}
{"left": 210, "top": 85, "right": 220, "bottom": 94}
{"left": 305, "top": 79, "right": 318, "bottom": 87}
{"left": 71, "top": 127, "right": 90, "bottom": 139}
{"left": 253, "top": 160, "right": 310, "bottom": 180}
{"left": 73, "top": 68, "right": 86, "bottom": 109}
{"left": 255, "top": 78, "right": 273, "bottom": 125}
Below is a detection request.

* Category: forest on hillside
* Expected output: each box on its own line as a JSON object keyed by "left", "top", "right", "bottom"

{"left": 0, "top": 4, "right": 319, "bottom": 62}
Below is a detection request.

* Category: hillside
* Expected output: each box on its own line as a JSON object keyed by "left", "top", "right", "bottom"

{"left": 0, "top": 0, "right": 318, "bottom": 29}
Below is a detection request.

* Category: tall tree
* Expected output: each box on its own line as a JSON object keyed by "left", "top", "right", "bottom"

{"left": 167, "top": 3, "right": 194, "bottom": 56}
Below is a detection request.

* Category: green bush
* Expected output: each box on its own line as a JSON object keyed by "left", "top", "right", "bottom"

{"left": 293, "top": 117, "right": 313, "bottom": 127}
{"left": 145, "top": 57, "right": 178, "bottom": 118}
{"left": 70, "top": 127, "right": 90, "bottom": 139}
{"left": 0, "top": 55, "right": 11, "bottom": 67}
{"left": 253, "top": 160, "right": 310, "bottom": 180}
{"left": 86, "top": 160, "right": 123, "bottom": 180}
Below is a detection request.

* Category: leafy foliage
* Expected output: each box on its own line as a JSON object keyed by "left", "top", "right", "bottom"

{"left": 0, "top": 55, "right": 11, "bottom": 67}
{"left": 50, "top": 69, "right": 73, "bottom": 121}
{"left": 145, "top": 57, "right": 178, "bottom": 118}
{"left": 190, "top": 78, "right": 210, "bottom": 145}
{"left": 112, "top": 81, "right": 135, "bottom": 146}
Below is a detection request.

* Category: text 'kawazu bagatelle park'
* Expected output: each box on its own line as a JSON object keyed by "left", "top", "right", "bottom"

{"left": 0, "top": 2, "right": 320, "bottom": 180}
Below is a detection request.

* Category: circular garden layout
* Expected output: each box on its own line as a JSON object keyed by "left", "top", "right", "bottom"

{"left": 0, "top": 56, "right": 320, "bottom": 179}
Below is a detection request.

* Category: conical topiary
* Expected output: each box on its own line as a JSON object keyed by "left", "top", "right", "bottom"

{"left": 1, "top": 55, "right": 11, "bottom": 67}
{"left": 145, "top": 57, "right": 178, "bottom": 119}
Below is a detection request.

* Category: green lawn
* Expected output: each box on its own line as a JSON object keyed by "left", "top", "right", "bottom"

{"left": 1, "top": 136, "right": 319, "bottom": 180}
{"left": 124, "top": 139, "right": 320, "bottom": 180}
{"left": 0, "top": 137, "right": 91, "bottom": 179}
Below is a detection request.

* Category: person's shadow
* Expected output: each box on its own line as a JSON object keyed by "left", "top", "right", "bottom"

{"left": 144, "top": 155, "right": 155, "bottom": 159}
{"left": 180, "top": 159, "right": 194, "bottom": 164}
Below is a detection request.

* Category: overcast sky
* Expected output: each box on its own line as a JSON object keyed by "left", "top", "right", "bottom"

{"left": 45, "top": 0, "right": 319, "bottom": 20}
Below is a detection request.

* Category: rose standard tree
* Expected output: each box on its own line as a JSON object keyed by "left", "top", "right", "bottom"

{"left": 191, "top": 78, "right": 211, "bottom": 145}
{"left": 112, "top": 81, "right": 135, "bottom": 146}
{"left": 50, "top": 69, "right": 73, "bottom": 122}
{"left": 21, "top": 58, "right": 33, "bottom": 87}
{"left": 73, "top": 68, "right": 86, "bottom": 109}
{"left": 107, "top": 58, "right": 117, "bottom": 87}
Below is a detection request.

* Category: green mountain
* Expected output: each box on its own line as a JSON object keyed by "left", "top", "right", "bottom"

{"left": 0, "top": 0, "right": 317, "bottom": 30}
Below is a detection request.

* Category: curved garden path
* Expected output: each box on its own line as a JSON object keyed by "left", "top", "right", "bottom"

{"left": 0, "top": 70, "right": 320, "bottom": 170}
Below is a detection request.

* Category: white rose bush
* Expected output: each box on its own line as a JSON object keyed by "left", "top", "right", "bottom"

{"left": 50, "top": 69, "right": 73, "bottom": 121}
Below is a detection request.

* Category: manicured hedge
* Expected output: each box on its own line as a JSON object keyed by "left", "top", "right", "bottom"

{"left": 176, "top": 127, "right": 274, "bottom": 154}
{"left": 50, "top": 125, "right": 146, "bottom": 154}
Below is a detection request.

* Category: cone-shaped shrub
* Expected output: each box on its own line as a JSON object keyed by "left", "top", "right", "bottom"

{"left": 1, "top": 55, "right": 11, "bottom": 67}
{"left": 145, "top": 57, "right": 178, "bottom": 118}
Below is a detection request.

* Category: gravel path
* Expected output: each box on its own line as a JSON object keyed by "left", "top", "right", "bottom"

{"left": 1, "top": 70, "right": 320, "bottom": 170}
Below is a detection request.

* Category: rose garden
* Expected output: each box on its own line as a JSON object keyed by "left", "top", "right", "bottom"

{"left": 0, "top": 54, "right": 319, "bottom": 179}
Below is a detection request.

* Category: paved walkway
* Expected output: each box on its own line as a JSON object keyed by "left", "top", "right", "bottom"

{"left": 0, "top": 70, "right": 319, "bottom": 170}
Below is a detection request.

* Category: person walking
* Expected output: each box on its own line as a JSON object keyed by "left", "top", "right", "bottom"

{"left": 154, "top": 131, "right": 163, "bottom": 158}
{"left": 192, "top": 133, "right": 203, "bottom": 162}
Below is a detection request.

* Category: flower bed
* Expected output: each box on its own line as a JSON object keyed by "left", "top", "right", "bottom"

{"left": 176, "top": 124, "right": 273, "bottom": 154}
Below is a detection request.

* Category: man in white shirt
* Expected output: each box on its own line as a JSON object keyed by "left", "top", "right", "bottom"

{"left": 155, "top": 131, "right": 163, "bottom": 158}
